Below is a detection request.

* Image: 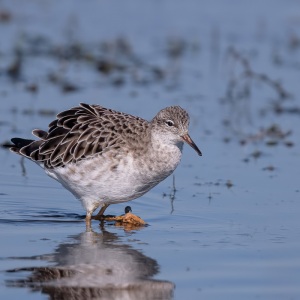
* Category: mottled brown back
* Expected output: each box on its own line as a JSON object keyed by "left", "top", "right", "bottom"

{"left": 11, "top": 103, "right": 148, "bottom": 168}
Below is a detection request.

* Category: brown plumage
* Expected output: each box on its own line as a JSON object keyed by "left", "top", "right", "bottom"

{"left": 11, "top": 103, "right": 148, "bottom": 168}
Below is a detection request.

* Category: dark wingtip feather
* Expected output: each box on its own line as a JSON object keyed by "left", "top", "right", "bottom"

{"left": 10, "top": 146, "right": 20, "bottom": 154}
{"left": 10, "top": 138, "right": 43, "bottom": 160}
{"left": 11, "top": 138, "right": 35, "bottom": 149}
{"left": 32, "top": 129, "right": 48, "bottom": 140}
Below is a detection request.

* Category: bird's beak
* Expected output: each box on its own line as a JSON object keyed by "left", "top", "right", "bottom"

{"left": 181, "top": 134, "right": 202, "bottom": 156}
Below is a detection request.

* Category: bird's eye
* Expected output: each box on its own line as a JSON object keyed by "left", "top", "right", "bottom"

{"left": 165, "top": 120, "right": 174, "bottom": 127}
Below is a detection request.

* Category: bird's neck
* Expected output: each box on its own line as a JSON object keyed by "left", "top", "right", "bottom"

{"left": 148, "top": 130, "right": 183, "bottom": 169}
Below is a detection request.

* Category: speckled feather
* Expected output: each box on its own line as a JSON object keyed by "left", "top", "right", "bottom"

{"left": 12, "top": 103, "right": 149, "bottom": 168}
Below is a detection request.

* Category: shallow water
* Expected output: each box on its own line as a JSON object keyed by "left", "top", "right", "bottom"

{"left": 1, "top": 0, "right": 300, "bottom": 299}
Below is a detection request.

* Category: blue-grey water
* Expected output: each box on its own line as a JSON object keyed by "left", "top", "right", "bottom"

{"left": 1, "top": 0, "right": 300, "bottom": 299}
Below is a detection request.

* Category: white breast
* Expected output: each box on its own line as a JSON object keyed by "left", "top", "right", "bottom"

{"left": 45, "top": 140, "right": 183, "bottom": 211}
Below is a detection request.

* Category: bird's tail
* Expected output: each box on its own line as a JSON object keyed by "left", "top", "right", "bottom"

{"left": 10, "top": 137, "right": 42, "bottom": 160}
{"left": 10, "top": 138, "right": 35, "bottom": 155}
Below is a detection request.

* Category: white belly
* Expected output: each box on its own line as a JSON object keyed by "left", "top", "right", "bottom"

{"left": 45, "top": 144, "right": 183, "bottom": 212}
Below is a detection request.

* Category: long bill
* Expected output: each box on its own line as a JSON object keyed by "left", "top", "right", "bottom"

{"left": 181, "top": 133, "right": 202, "bottom": 156}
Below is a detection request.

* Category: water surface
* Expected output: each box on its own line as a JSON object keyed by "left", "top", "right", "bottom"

{"left": 1, "top": 0, "right": 300, "bottom": 299}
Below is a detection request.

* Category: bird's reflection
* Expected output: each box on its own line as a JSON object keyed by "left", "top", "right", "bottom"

{"left": 6, "top": 226, "right": 174, "bottom": 300}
